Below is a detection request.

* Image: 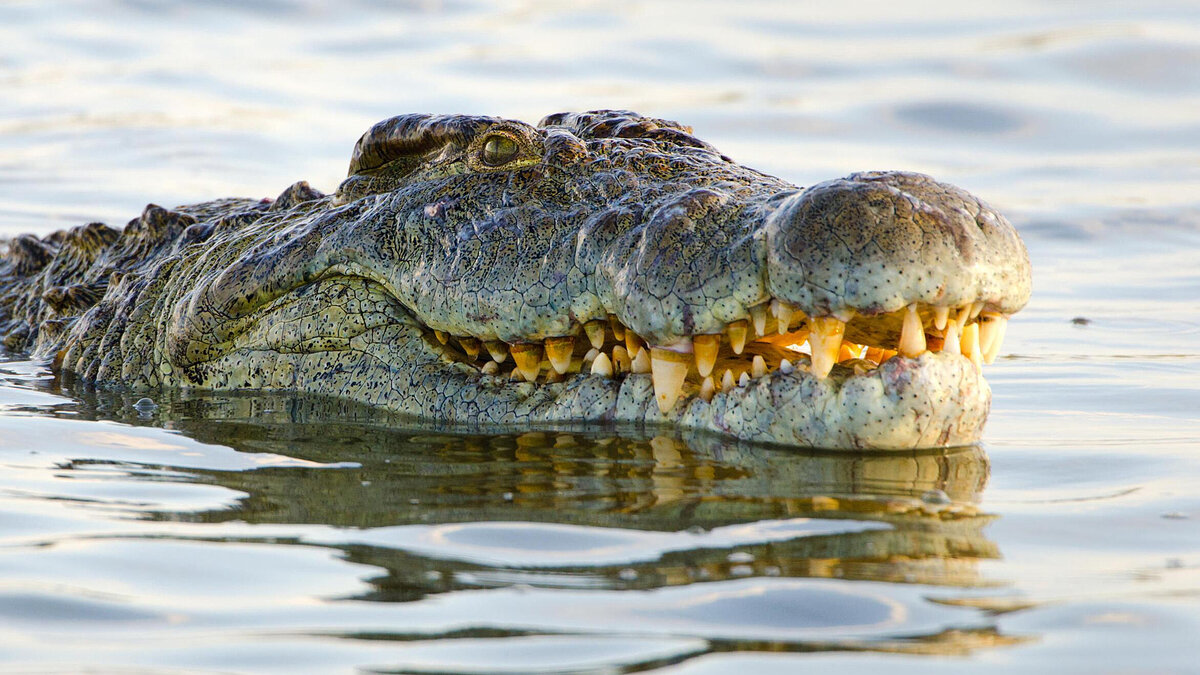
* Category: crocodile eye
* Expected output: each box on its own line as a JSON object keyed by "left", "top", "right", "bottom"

{"left": 481, "top": 135, "right": 519, "bottom": 167}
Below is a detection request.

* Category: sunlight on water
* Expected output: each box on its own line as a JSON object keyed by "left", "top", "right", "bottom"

{"left": 1, "top": 0, "right": 1199, "bottom": 672}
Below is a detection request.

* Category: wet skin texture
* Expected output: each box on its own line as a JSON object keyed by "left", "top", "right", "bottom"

{"left": 0, "top": 111, "right": 1030, "bottom": 449}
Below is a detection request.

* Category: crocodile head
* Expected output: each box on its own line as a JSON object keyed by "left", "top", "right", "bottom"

{"left": 54, "top": 111, "right": 1030, "bottom": 449}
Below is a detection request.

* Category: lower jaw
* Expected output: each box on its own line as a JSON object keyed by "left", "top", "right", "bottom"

{"left": 455, "top": 350, "right": 990, "bottom": 450}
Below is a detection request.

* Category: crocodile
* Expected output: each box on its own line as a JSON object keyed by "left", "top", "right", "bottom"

{"left": 0, "top": 110, "right": 1030, "bottom": 449}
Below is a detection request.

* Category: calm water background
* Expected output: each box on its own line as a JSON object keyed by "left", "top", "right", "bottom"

{"left": 2, "top": 1, "right": 1199, "bottom": 672}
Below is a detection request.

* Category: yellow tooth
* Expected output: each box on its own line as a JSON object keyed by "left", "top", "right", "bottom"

{"left": 510, "top": 343, "right": 543, "bottom": 382}
{"left": 584, "top": 320, "right": 607, "bottom": 349}
{"left": 933, "top": 306, "right": 950, "bottom": 331}
{"left": 650, "top": 347, "right": 690, "bottom": 413}
{"left": 480, "top": 361, "right": 499, "bottom": 375}
{"left": 434, "top": 330, "right": 449, "bottom": 344}
{"left": 899, "top": 304, "right": 927, "bottom": 358}
{"left": 693, "top": 334, "right": 720, "bottom": 377}
{"left": 544, "top": 336, "right": 575, "bottom": 374}
{"left": 699, "top": 376, "right": 716, "bottom": 402}
{"left": 459, "top": 337, "right": 481, "bottom": 361}
{"left": 838, "top": 343, "right": 858, "bottom": 362}
{"left": 608, "top": 315, "right": 625, "bottom": 341}
{"left": 485, "top": 340, "right": 509, "bottom": 363}
{"left": 721, "top": 369, "right": 735, "bottom": 390}
{"left": 978, "top": 311, "right": 1002, "bottom": 356}
{"left": 726, "top": 320, "right": 748, "bottom": 354}
{"left": 752, "top": 355, "right": 767, "bottom": 378}
{"left": 749, "top": 304, "right": 767, "bottom": 337}
{"left": 612, "top": 345, "right": 631, "bottom": 373}
{"left": 631, "top": 346, "right": 652, "bottom": 374}
{"left": 983, "top": 315, "right": 1007, "bottom": 364}
{"left": 962, "top": 322, "right": 982, "bottom": 371}
{"left": 510, "top": 367, "right": 523, "bottom": 381}
{"left": 544, "top": 369, "right": 563, "bottom": 383}
{"left": 590, "top": 351, "right": 613, "bottom": 377}
{"left": 771, "top": 299, "right": 795, "bottom": 334}
{"left": 942, "top": 320, "right": 961, "bottom": 355}
{"left": 809, "top": 316, "right": 846, "bottom": 379}
{"left": 625, "top": 332, "right": 644, "bottom": 359}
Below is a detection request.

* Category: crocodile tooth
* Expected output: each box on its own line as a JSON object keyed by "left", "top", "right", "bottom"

{"left": 544, "top": 369, "right": 563, "bottom": 384}
{"left": 693, "top": 334, "right": 720, "bottom": 377}
{"left": 480, "top": 361, "right": 499, "bottom": 375}
{"left": 721, "top": 369, "right": 735, "bottom": 390}
{"left": 970, "top": 301, "right": 985, "bottom": 321}
{"left": 983, "top": 315, "right": 1008, "bottom": 364}
{"left": 699, "top": 376, "right": 716, "bottom": 402}
{"left": 612, "top": 345, "right": 631, "bottom": 374}
{"left": 738, "top": 372, "right": 750, "bottom": 387}
{"left": 809, "top": 317, "right": 846, "bottom": 379}
{"left": 459, "top": 337, "right": 481, "bottom": 361}
{"left": 485, "top": 340, "right": 509, "bottom": 363}
{"left": 583, "top": 347, "right": 600, "bottom": 365}
{"left": 650, "top": 347, "right": 689, "bottom": 413}
{"left": 510, "top": 367, "right": 523, "bottom": 381}
{"left": 590, "top": 352, "right": 613, "bottom": 377}
{"left": 510, "top": 343, "right": 543, "bottom": 382}
{"left": 779, "top": 358, "right": 794, "bottom": 374}
{"left": 726, "top": 320, "right": 748, "bottom": 354}
{"left": 625, "top": 332, "right": 644, "bottom": 359}
{"left": 771, "top": 299, "right": 795, "bottom": 334}
{"left": 962, "top": 321, "right": 982, "bottom": 371}
{"left": 978, "top": 311, "right": 1002, "bottom": 356}
{"left": 749, "top": 304, "right": 767, "bottom": 337}
{"left": 434, "top": 330, "right": 449, "bottom": 344}
{"left": 752, "top": 355, "right": 767, "bottom": 378}
{"left": 608, "top": 315, "right": 625, "bottom": 341}
{"left": 899, "top": 304, "right": 927, "bottom": 358}
{"left": 544, "top": 336, "right": 574, "bottom": 374}
{"left": 933, "top": 306, "right": 950, "bottom": 331}
{"left": 942, "top": 321, "right": 961, "bottom": 355}
{"left": 631, "top": 346, "right": 651, "bottom": 374}
{"left": 584, "top": 320, "right": 606, "bottom": 349}
{"left": 865, "top": 346, "right": 897, "bottom": 363}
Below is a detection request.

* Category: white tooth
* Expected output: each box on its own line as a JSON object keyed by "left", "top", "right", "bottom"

{"left": 978, "top": 311, "right": 1002, "bottom": 356}
{"left": 583, "top": 347, "right": 600, "bottom": 364}
{"left": 693, "top": 334, "right": 720, "bottom": 377}
{"left": 481, "top": 361, "right": 499, "bottom": 375}
{"left": 738, "top": 372, "right": 750, "bottom": 387}
{"left": 612, "top": 346, "right": 631, "bottom": 374}
{"left": 650, "top": 347, "right": 690, "bottom": 413}
{"left": 899, "top": 304, "right": 927, "bottom": 358}
{"left": 545, "top": 336, "right": 574, "bottom": 374}
{"left": 779, "top": 358, "right": 794, "bottom": 374}
{"left": 962, "top": 321, "right": 982, "bottom": 372}
{"left": 722, "top": 369, "right": 735, "bottom": 390}
{"left": 808, "top": 316, "right": 846, "bottom": 379}
{"left": 631, "top": 346, "right": 652, "bottom": 374}
{"left": 942, "top": 321, "right": 961, "bottom": 355}
{"left": 590, "top": 352, "right": 613, "bottom": 377}
{"left": 752, "top": 355, "right": 767, "bottom": 378}
{"left": 771, "top": 299, "right": 795, "bottom": 334}
{"left": 699, "top": 377, "right": 716, "bottom": 402}
{"left": 485, "top": 341, "right": 509, "bottom": 363}
{"left": 584, "top": 320, "right": 607, "bottom": 349}
{"left": 970, "top": 301, "right": 985, "bottom": 320}
{"left": 749, "top": 304, "right": 767, "bottom": 337}
{"left": 726, "top": 320, "right": 748, "bottom": 354}
{"left": 983, "top": 315, "right": 1008, "bottom": 364}
{"left": 511, "top": 343, "right": 543, "bottom": 382}
{"left": 933, "top": 306, "right": 950, "bottom": 331}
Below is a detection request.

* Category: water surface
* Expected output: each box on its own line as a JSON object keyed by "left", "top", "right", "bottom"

{"left": 2, "top": 1, "right": 1199, "bottom": 672}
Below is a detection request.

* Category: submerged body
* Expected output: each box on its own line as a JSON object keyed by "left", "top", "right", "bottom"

{"left": 0, "top": 111, "right": 1030, "bottom": 448}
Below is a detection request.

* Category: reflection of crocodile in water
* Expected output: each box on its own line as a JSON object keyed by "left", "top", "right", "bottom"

{"left": 0, "top": 111, "right": 1030, "bottom": 448}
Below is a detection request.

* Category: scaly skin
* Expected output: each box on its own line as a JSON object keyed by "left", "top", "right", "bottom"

{"left": 0, "top": 111, "right": 1031, "bottom": 449}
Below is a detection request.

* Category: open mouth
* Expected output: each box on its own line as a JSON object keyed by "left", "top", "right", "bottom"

{"left": 426, "top": 295, "right": 1010, "bottom": 413}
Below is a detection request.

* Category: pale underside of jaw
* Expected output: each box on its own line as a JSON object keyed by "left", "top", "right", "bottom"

{"left": 426, "top": 297, "right": 1012, "bottom": 415}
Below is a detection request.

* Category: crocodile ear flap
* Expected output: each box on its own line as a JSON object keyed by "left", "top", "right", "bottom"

{"left": 347, "top": 113, "right": 502, "bottom": 176}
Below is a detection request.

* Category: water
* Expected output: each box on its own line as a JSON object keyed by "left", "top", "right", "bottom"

{"left": 2, "top": 1, "right": 1199, "bottom": 672}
